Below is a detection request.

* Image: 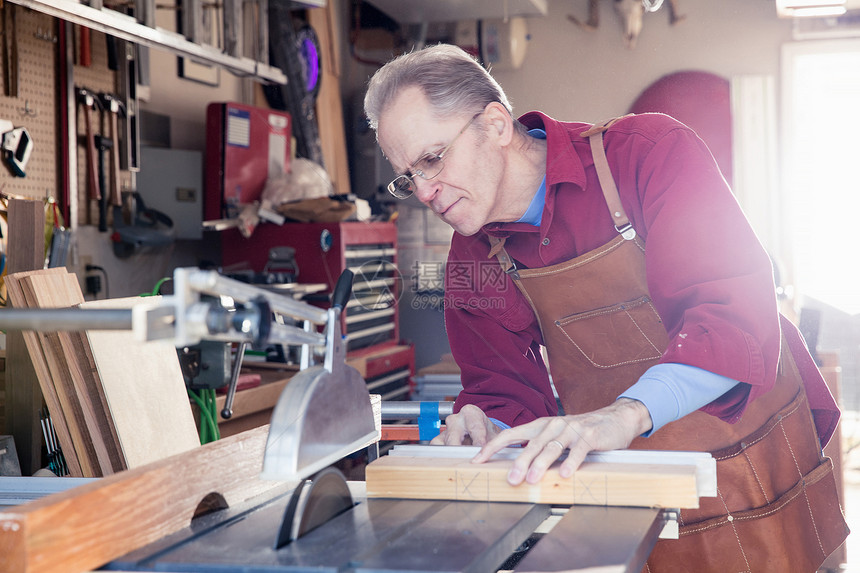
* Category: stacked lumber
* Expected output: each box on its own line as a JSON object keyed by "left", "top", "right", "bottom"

{"left": 4, "top": 269, "right": 199, "bottom": 477}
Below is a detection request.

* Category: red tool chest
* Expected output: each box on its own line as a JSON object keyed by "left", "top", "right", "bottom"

{"left": 221, "top": 221, "right": 401, "bottom": 352}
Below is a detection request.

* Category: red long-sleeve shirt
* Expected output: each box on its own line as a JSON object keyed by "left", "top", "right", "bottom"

{"left": 444, "top": 112, "right": 839, "bottom": 444}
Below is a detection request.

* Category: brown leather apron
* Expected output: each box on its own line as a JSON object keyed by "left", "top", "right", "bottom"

{"left": 488, "top": 120, "right": 848, "bottom": 572}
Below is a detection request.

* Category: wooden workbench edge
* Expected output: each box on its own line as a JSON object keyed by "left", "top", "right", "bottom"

{"left": 0, "top": 424, "right": 291, "bottom": 573}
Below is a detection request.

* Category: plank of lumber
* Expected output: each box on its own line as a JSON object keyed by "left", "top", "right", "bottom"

{"left": 388, "top": 445, "right": 717, "bottom": 498}
{"left": 57, "top": 328, "right": 125, "bottom": 473}
{"left": 365, "top": 455, "right": 700, "bottom": 509}
{"left": 82, "top": 296, "right": 200, "bottom": 468}
{"left": 35, "top": 271, "right": 124, "bottom": 473}
{"left": 4, "top": 271, "right": 85, "bottom": 478}
{"left": 19, "top": 273, "right": 113, "bottom": 476}
{"left": 0, "top": 425, "right": 285, "bottom": 573}
{"left": 23, "top": 272, "right": 125, "bottom": 475}
{"left": 5, "top": 198, "right": 46, "bottom": 474}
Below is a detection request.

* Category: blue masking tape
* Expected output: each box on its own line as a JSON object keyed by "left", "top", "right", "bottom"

{"left": 418, "top": 402, "right": 441, "bottom": 441}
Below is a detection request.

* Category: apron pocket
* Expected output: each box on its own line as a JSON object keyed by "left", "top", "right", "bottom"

{"left": 646, "top": 457, "right": 848, "bottom": 573}
{"left": 554, "top": 295, "right": 668, "bottom": 369}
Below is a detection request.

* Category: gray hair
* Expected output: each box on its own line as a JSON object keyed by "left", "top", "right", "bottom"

{"left": 364, "top": 44, "right": 514, "bottom": 132}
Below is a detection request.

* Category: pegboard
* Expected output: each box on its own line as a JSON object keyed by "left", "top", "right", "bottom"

{"left": 0, "top": 8, "right": 59, "bottom": 201}
{"left": 72, "top": 27, "right": 129, "bottom": 229}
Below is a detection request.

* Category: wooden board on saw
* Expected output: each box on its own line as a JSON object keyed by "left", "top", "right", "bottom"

{"left": 366, "top": 453, "right": 701, "bottom": 509}
{"left": 81, "top": 296, "right": 200, "bottom": 468}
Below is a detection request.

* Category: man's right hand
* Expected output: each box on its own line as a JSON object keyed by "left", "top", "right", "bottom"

{"left": 429, "top": 404, "right": 502, "bottom": 446}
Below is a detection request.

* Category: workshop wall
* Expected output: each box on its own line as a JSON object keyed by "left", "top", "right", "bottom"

{"left": 73, "top": 27, "right": 122, "bottom": 230}
{"left": 70, "top": 4, "right": 247, "bottom": 300}
{"left": 139, "top": 6, "right": 247, "bottom": 152}
{"left": 341, "top": 1, "right": 791, "bottom": 127}
{"left": 0, "top": 9, "right": 59, "bottom": 200}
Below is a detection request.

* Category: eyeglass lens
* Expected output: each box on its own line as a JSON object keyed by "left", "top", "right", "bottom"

{"left": 388, "top": 175, "right": 414, "bottom": 199}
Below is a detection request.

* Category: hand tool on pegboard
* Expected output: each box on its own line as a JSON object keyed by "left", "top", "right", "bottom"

{"left": 115, "top": 39, "right": 140, "bottom": 172}
{"left": 1, "top": 4, "right": 8, "bottom": 96}
{"left": 0, "top": 121, "right": 33, "bottom": 177}
{"left": 106, "top": 34, "right": 119, "bottom": 71}
{"left": 94, "top": 134, "right": 111, "bottom": 232}
{"left": 2, "top": 2, "right": 18, "bottom": 98}
{"left": 78, "top": 26, "right": 92, "bottom": 67}
{"left": 76, "top": 88, "right": 104, "bottom": 229}
{"left": 98, "top": 92, "right": 125, "bottom": 231}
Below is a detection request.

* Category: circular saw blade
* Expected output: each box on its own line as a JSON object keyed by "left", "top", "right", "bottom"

{"left": 275, "top": 467, "right": 353, "bottom": 549}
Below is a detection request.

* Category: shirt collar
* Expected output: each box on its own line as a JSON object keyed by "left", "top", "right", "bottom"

{"left": 515, "top": 128, "right": 547, "bottom": 226}
{"left": 484, "top": 112, "right": 589, "bottom": 236}
{"left": 518, "top": 111, "right": 588, "bottom": 189}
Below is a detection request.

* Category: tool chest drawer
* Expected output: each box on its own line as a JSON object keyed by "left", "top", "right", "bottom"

{"left": 364, "top": 345, "right": 413, "bottom": 379}
{"left": 348, "top": 344, "right": 414, "bottom": 402}
{"left": 366, "top": 366, "right": 411, "bottom": 401}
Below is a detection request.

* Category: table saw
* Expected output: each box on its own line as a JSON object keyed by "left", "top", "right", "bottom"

{"left": 0, "top": 425, "right": 686, "bottom": 573}
{"left": 102, "top": 481, "right": 669, "bottom": 573}
{"left": 0, "top": 267, "right": 711, "bottom": 572}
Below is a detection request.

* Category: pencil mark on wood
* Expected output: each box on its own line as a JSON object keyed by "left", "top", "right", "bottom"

{"left": 455, "top": 470, "right": 488, "bottom": 501}
{"left": 574, "top": 473, "right": 608, "bottom": 505}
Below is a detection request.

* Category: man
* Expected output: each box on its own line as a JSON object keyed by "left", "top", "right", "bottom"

{"left": 364, "top": 44, "right": 847, "bottom": 571}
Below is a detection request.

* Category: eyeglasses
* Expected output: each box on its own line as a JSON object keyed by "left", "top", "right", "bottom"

{"left": 387, "top": 112, "right": 481, "bottom": 199}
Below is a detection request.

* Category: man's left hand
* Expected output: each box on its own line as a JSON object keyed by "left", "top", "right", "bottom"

{"left": 471, "top": 398, "right": 652, "bottom": 485}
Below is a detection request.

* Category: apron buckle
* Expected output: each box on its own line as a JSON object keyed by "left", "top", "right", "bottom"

{"left": 502, "top": 256, "right": 520, "bottom": 279}
{"left": 616, "top": 223, "right": 637, "bottom": 241}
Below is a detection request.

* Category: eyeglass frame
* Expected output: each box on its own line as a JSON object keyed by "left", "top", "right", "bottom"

{"left": 386, "top": 112, "right": 482, "bottom": 199}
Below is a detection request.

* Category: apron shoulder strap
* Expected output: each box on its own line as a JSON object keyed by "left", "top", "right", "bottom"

{"left": 487, "top": 114, "right": 638, "bottom": 274}
{"left": 487, "top": 235, "right": 519, "bottom": 278}
{"left": 581, "top": 116, "right": 637, "bottom": 240}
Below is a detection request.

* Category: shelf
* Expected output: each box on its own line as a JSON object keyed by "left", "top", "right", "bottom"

{"left": 9, "top": 0, "right": 287, "bottom": 83}
{"left": 365, "top": 0, "right": 548, "bottom": 23}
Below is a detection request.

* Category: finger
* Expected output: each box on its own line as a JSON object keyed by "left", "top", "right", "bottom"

{"left": 448, "top": 412, "right": 475, "bottom": 445}
{"left": 463, "top": 415, "right": 491, "bottom": 446}
{"left": 433, "top": 414, "right": 466, "bottom": 445}
{"left": 443, "top": 426, "right": 468, "bottom": 445}
{"left": 505, "top": 419, "right": 570, "bottom": 484}
{"left": 472, "top": 428, "right": 528, "bottom": 463}
{"left": 455, "top": 405, "right": 491, "bottom": 446}
{"left": 558, "top": 437, "right": 590, "bottom": 478}
{"left": 524, "top": 439, "right": 566, "bottom": 484}
{"left": 505, "top": 436, "right": 561, "bottom": 485}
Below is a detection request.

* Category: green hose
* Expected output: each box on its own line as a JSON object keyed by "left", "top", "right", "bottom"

{"left": 188, "top": 388, "right": 221, "bottom": 444}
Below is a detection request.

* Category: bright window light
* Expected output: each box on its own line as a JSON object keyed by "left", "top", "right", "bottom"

{"left": 776, "top": 0, "right": 847, "bottom": 17}
{"left": 783, "top": 40, "right": 860, "bottom": 315}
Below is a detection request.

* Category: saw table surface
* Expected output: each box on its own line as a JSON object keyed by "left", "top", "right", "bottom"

{"left": 103, "top": 482, "right": 666, "bottom": 573}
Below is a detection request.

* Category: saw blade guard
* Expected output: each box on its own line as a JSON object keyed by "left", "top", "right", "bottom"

{"left": 261, "top": 270, "right": 378, "bottom": 481}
